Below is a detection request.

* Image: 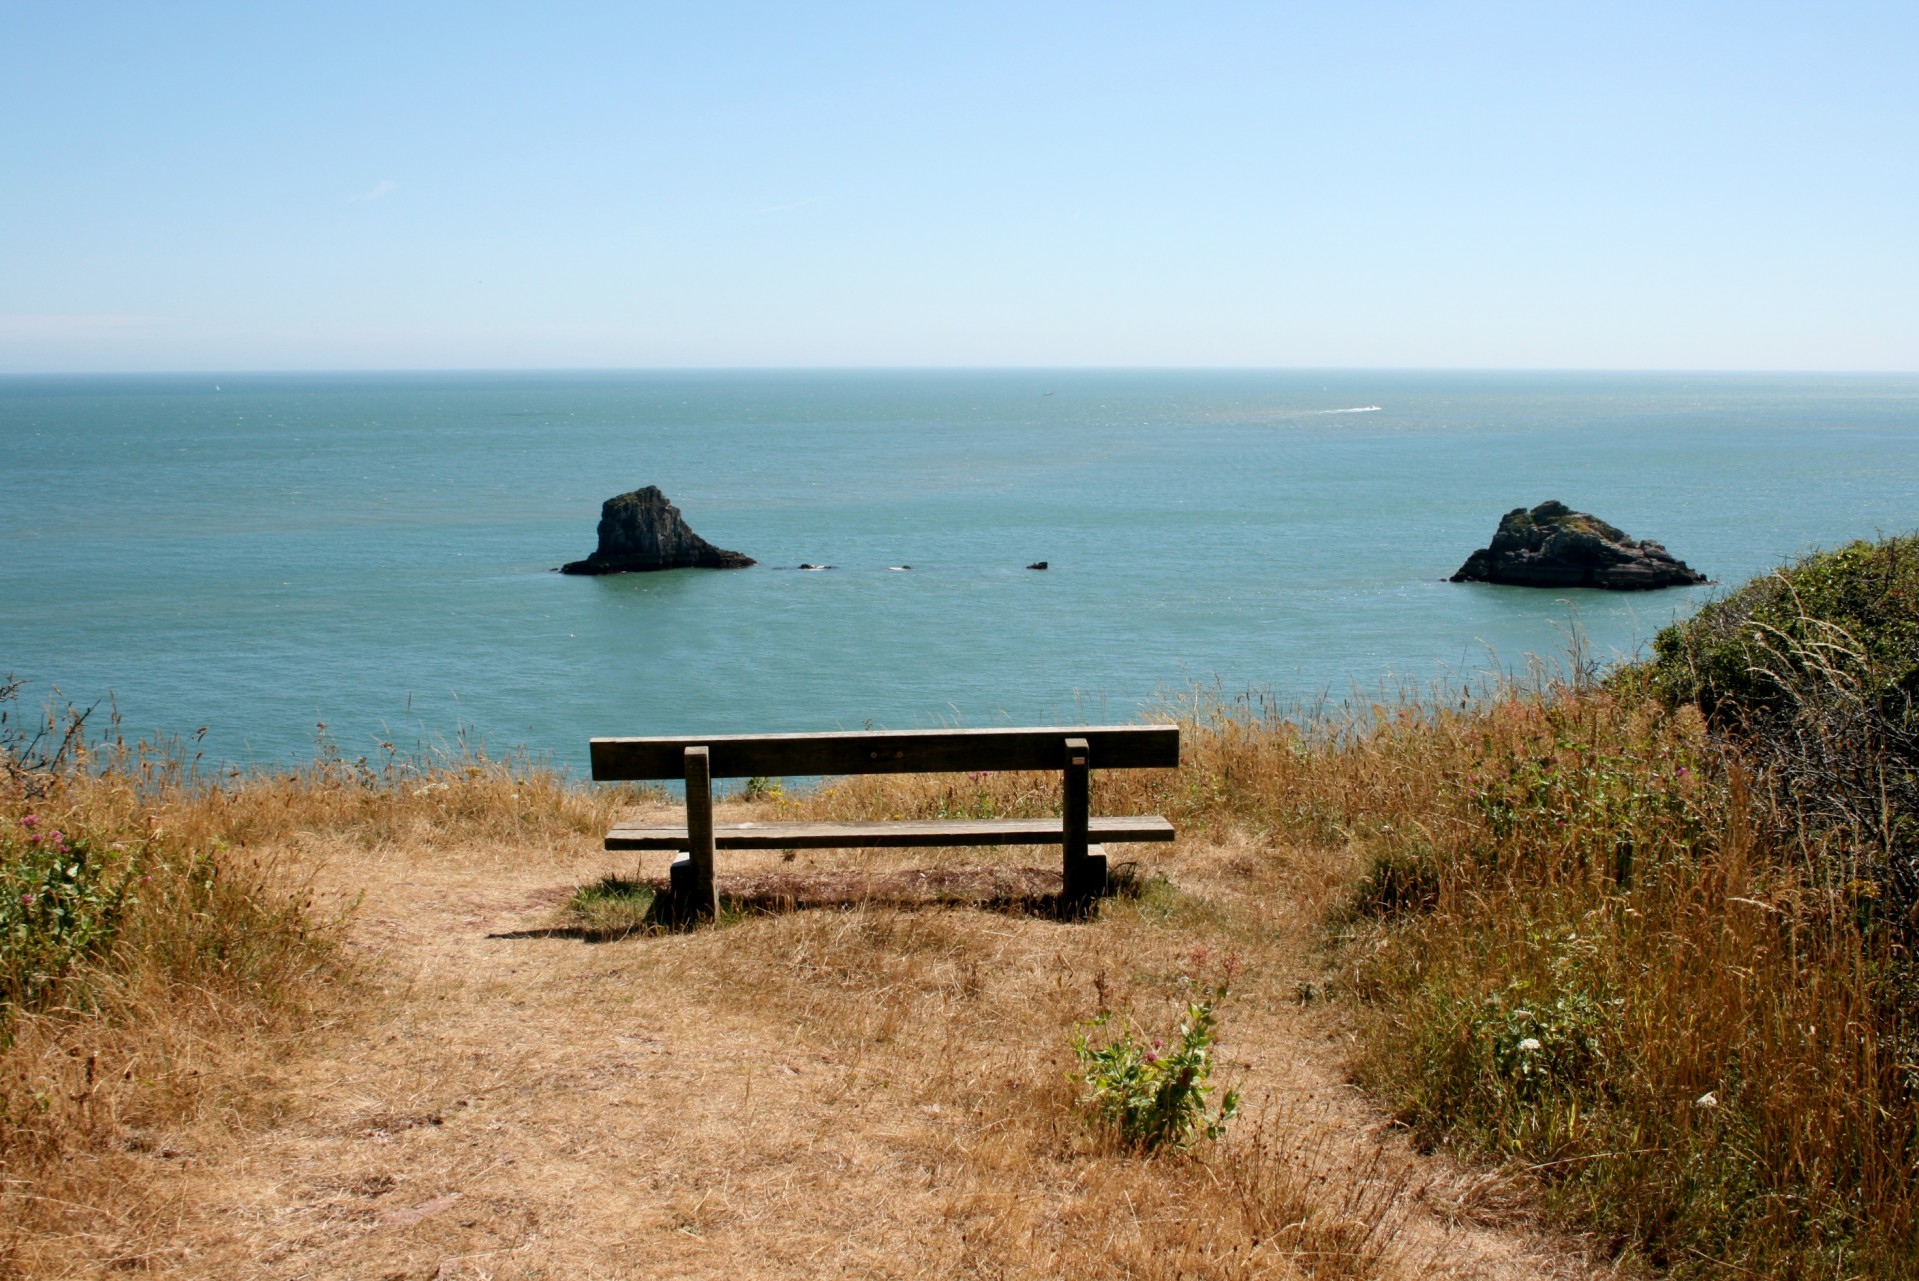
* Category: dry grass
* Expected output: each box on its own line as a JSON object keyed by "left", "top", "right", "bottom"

{"left": 1, "top": 722, "right": 1605, "bottom": 1279}
{"left": 0, "top": 707, "right": 626, "bottom": 1280}
{"left": 26, "top": 682, "right": 1818, "bottom": 1278}
{"left": 1170, "top": 684, "right": 1919, "bottom": 1278}
{"left": 121, "top": 816, "right": 1584, "bottom": 1281}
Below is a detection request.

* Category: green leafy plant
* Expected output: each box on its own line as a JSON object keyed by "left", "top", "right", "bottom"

{"left": 1073, "top": 954, "right": 1241, "bottom": 1151}
{"left": 739, "top": 775, "right": 785, "bottom": 802}
{"left": 2, "top": 813, "right": 138, "bottom": 1018}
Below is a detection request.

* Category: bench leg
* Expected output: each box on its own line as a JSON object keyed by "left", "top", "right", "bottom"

{"left": 1061, "top": 737, "right": 1102, "bottom": 916}
{"left": 1064, "top": 843, "right": 1108, "bottom": 912}
{"left": 668, "top": 853, "right": 694, "bottom": 923}
{"left": 682, "top": 746, "right": 718, "bottom": 921}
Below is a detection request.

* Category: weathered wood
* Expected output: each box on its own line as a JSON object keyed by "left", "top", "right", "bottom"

{"left": 683, "top": 746, "right": 717, "bottom": 920}
{"left": 1061, "top": 737, "right": 1097, "bottom": 908}
{"left": 590, "top": 724, "right": 1178, "bottom": 781}
{"left": 604, "top": 815, "right": 1177, "bottom": 851}
{"left": 1071, "top": 845, "right": 1110, "bottom": 914}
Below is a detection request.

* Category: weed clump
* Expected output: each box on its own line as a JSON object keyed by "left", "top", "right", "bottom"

{"left": 0, "top": 814, "right": 138, "bottom": 1016}
{"left": 1073, "top": 949, "right": 1241, "bottom": 1151}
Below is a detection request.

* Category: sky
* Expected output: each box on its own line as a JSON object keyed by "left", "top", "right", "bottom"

{"left": 2, "top": 1, "right": 1915, "bottom": 373}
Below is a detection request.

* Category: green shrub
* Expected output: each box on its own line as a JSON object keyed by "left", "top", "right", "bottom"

{"left": 1647, "top": 533, "right": 1919, "bottom": 1004}
{"left": 1, "top": 813, "right": 139, "bottom": 1019}
{"left": 1073, "top": 974, "right": 1240, "bottom": 1151}
{"left": 1648, "top": 534, "right": 1919, "bottom": 726}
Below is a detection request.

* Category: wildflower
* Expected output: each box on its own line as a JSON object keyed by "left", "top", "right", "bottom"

{"left": 20, "top": 815, "right": 37, "bottom": 828}
{"left": 18, "top": 893, "right": 34, "bottom": 906}
{"left": 1517, "top": 1037, "right": 1543, "bottom": 1052}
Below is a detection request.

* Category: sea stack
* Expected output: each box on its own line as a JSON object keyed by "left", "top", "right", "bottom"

{"left": 559, "top": 486, "right": 755, "bottom": 575}
{"left": 1451, "top": 501, "right": 1706, "bottom": 590}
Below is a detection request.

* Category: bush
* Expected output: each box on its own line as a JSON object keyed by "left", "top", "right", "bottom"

{"left": 1073, "top": 956, "right": 1241, "bottom": 1152}
{"left": 1647, "top": 534, "right": 1919, "bottom": 1004}
{"left": 0, "top": 815, "right": 138, "bottom": 1019}
{"left": 1647, "top": 535, "right": 1919, "bottom": 726}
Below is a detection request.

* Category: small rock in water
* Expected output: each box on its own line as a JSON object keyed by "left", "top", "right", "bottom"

{"left": 1451, "top": 500, "right": 1705, "bottom": 590}
{"left": 559, "top": 486, "right": 753, "bottom": 575}
{"left": 1026, "top": 561, "right": 1049, "bottom": 570}
{"left": 888, "top": 565, "right": 911, "bottom": 571}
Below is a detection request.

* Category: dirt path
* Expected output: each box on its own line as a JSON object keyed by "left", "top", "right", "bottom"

{"left": 144, "top": 825, "right": 1622, "bottom": 1280}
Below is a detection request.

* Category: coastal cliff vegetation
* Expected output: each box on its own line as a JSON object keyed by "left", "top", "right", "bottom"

{"left": 2, "top": 535, "right": 1916, "bottom": 1277}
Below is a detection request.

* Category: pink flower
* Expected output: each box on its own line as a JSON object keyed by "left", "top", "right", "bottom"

{"left": 20, "top": 815, "right": 37, "bottom": 828}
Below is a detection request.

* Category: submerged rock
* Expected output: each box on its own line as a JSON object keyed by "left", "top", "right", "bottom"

{"left": 559, "top": 486, "right": 755, "bottom": 575}
{"left": 1451, "top": 501, "right": 1706, "bottom": 590}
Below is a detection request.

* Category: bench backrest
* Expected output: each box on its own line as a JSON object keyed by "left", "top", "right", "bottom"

{"left": 590, "top": 725, "right": 1179, "bottom": 781}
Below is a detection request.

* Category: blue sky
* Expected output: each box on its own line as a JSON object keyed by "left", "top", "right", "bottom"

{"left": 2, "top": 1, "right": 1914, "bottom": 372}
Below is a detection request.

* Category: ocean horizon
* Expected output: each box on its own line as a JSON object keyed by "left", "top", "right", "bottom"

{"left": 5, "top": 368, "right": 1916, "bottom": 773}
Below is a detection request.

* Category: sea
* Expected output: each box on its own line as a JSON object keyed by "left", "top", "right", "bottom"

{"left": 3, "top": 369, "right": 1915, "bottom": 774}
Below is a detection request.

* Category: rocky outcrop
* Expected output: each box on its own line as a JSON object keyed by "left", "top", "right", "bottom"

{"left": 559, "top": 486, "right": 754, "bottom": 574}
{"left": 1451, "top": 501, "right": 1706, "bottom": 590}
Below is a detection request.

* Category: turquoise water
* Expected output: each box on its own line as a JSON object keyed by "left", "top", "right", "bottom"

{"left": 3, "top": 370, "right": 1915, "bottom": 771}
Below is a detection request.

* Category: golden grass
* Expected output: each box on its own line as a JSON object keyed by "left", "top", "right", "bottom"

{"left": 140, "top": 823, "right": 1582, "bottom": 1280}
{"left": 41, "top": 678, "right": 1889, "bottom": 1276}
{"left": 752, "top": 682, "right": 1919, "bottom": 1275}
{"left": 2, "top": 721, "right": 1605, "bottom": 1279}
{"left": 0, "top": 730, "right": 629, "bottom": 1279}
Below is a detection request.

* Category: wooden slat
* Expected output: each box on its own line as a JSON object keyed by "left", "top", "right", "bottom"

{"left": 590, "top": 725, "right": 1179, "bottom": 781}
{"left": 603, "top": 815, "right": 1176, "bottom": 851}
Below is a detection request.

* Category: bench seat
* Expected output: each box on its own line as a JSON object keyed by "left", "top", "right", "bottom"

{"left": 605, "top": 815, "right": 1177, "bottom": 851}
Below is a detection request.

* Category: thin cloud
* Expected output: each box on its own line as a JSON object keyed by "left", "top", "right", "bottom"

{"left": 350, "top": 179, "right": 398, "bottom": 202}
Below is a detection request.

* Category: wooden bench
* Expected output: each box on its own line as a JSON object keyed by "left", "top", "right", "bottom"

{"left": 589, "top": 725, "right": 1180, "bottom": 920}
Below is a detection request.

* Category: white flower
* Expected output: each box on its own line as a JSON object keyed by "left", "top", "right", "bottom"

{"left": 1695, "top": 1091, "right": 1718, "bottom": 1109}
{"left": 1517, "top": 1037, "right": 1542, "bottom": 1052}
